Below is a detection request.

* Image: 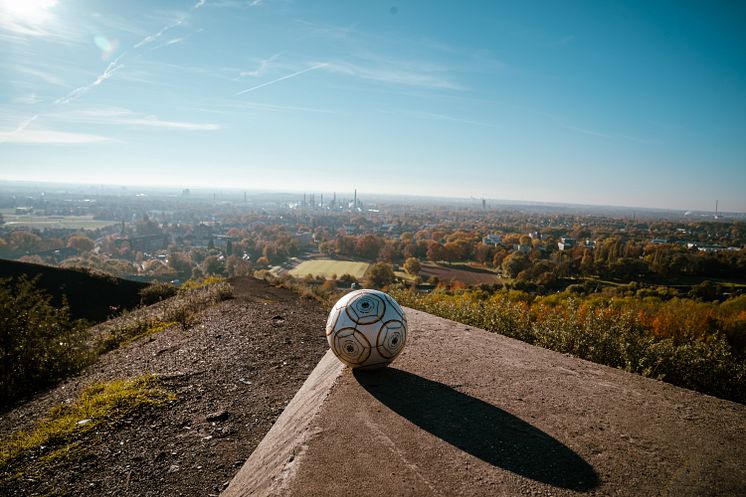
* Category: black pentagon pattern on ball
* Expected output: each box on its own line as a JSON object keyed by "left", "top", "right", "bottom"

{"left": 345, "top": 292, "right": 386, "bottom": 325}
{"left": 376, "top": 319, "right": 406, "bottom": 359}
{"left": 331, "top": 328, "right": 371, "bottom": 365}
{"left": 383, "top": 293, "right": 405, "bottom": 321}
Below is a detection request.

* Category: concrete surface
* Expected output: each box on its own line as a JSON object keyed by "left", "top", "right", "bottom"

{"left": 224, "top": 308, "right": 746, "bottom": 497}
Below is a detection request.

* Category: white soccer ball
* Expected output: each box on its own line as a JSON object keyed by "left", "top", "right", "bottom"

{"left": 326, "top": 289, "right": 408, "bottom": 369}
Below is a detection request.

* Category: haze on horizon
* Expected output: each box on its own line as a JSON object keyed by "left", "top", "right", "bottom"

{"left": 1, "top": 1, "right": 744, "bottom": 213}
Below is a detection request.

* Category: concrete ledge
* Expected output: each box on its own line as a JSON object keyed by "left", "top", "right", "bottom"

{"left": 225, "top": 308, "right": 746, "bottom": 497}
{"left": 221, "top": 350, "right": 344, "bottom": 497}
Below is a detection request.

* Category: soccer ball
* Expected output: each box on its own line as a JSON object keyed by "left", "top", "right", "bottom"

{"left": 326, "top": 289, "right": 407, "bottom": 369}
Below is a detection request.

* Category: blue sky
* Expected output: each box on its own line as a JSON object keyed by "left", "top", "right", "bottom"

{"left": 1, "top": 0, "right": 744, "bottom": 212}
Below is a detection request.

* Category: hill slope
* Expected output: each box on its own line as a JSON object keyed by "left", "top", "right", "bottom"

{"left": 0, "top": 259, "right": 147, "bottom": 322}
{"left": 0, "top": 277, "right": 329, "bottom": 497}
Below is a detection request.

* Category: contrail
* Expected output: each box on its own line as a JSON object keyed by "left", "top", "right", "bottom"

{"left": 236, "top": 63, "right": 328, "bottom": 95}
{"left": 56, "top": 54, "right": 125, "bottom": 105}
{"left": 0, "top": 114, "right": 39, "bottom": 143}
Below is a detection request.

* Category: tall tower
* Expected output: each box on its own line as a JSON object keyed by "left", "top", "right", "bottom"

{"left": 354, "top": 189, "right": 357, "bottom": 209}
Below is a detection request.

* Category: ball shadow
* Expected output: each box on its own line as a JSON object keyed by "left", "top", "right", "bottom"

{"left": 354, "top": 368, "right": 600, "bottom": 491}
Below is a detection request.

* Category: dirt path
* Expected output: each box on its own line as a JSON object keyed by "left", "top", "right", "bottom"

{"left": 0, "top": 277, "right": 329, "bottom": 497}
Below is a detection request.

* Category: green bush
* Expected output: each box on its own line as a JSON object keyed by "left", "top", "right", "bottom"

{"left": 139, "top": 281, "right": 177, "bottom": 305}
{"left": 0, "top": 276, "right": 92, "bottom": 406}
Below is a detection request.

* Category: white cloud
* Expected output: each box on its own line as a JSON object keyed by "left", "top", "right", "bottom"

{"left": 0, "top": 113, "right": 113, "bottom": 144}
{"left": 0, "top": 0, "right": 58, "bottom": 37}
{"left": 231, "top": 101, "right": 336, "bottom": 114}
{"left": 116, "top": 116, "right": 220, "bottom": 131}
{"left": 11, "top": 93, "right": 43, "bottom": 104}
{"left": 323, "top": 60, "right": 464, "bottom": 90}
{"left": 394, "top": 110, "right": 496, "bottom": 129}
{"left": 0, "top": 128, "right": 112, "bottom": 144}
{"left": 14, "top": 66, "right": 68, "bottom": 87}
{"left": 237, "top": 53, "right": 281, "bottom": 79}
{"left": 50, "top": 106, "right": 221, "bottom": 131}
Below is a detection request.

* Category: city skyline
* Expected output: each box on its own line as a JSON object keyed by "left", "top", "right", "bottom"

{"left": 1, "top": 1, "right": 745, "bottom": 212}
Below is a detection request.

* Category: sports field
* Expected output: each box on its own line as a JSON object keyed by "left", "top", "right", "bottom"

{"left": 1, "top": 212, "right": 118, "bottom": 230}
{"left": 289, "top": 259, "right": 370, "bottom": 280}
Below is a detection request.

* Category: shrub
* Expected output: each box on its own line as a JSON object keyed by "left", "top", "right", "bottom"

{"left": 139, "top": 281, "right": 177, "bottom": 305}
{"left": 0, "top": 277, "right": 92, "bottom": 406}
{"left": 390, "top": 288, "right": 746, "bottom": 403}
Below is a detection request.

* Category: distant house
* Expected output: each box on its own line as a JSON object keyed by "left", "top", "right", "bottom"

{"left": 114, "top": 234, "right": 168, "bottom": 252}
{"left": 688, "top": 242, "right": 730, "bottom": 252}
{"left": 343, "top": 224, "right": 357, "bottom": 234}
{"left": 482, "top": 234, "right": 502, "bottom": 246}
{"left": 650, "top": 238, "right": 668, "bottom": 245}
{"left": 29, "top": 247, "right": 78, "bottom": 263}
{"left": 15, "top": 207, "right": 33, "bottom": 215}
{"left": 213, "top": 234, "right": 240, "bottom": 251}
{"left": 558, "top": 237, "right": 576, "bottom": 251}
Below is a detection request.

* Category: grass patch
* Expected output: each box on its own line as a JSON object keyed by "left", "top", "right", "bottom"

{"left": 179, "top": 275, "right": 228, "bottom": 291}
{"left": 0, "top": 374, "right": 174, "bottom": 485}
{"left": 119, "top": 320, "right": 177, "bottom": 346}
{"left": 97, "top": 277, "right": 233, "bottom": 352}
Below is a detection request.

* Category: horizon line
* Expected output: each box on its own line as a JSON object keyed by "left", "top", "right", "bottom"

{"left": 0, "top": 178, "right": 742, "bottom": 216}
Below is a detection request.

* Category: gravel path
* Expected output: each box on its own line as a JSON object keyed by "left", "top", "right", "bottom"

{"left": 1, "top": 277, "right": 330, "bottom": 497}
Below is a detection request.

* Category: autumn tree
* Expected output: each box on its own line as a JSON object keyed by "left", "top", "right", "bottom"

{"left": 366, "top": 262, "right": 395, "bottom": 288}
{"left": 67, "top": 235, "right": 94, "bottom": 253}
{"left": 168, "top": 251, "right": 193, "bottom": 278}
{"left": 9, "top": 231, "right": 42, "bottom": 253}
{"left": 202, "top": 255, "right": 225, "bottom": 275}
{"left": 403, "top": 257, "right": 421, "bottom": 276}
{"left": 225, "top": 255, "right": 253, "bottom": 277}
{"left": 502, "top": 251, "right": 530, "bottom": 278}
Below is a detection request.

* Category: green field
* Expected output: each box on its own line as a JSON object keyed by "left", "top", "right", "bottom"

{"left": 1, "top": 210, "right": 117, "bottom": 230}
{"left": 289, "top": 259, "right": 370, "bottom": 280}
